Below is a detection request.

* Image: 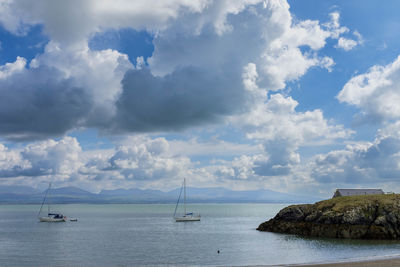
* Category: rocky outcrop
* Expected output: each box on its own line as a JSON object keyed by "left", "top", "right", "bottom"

{"left": 257, "top": 194, "right": 400, "bottom": 239}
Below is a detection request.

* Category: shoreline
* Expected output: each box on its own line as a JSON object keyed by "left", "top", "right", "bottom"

{"left": 285, "top": 255, "right": 400, "bottom": 267}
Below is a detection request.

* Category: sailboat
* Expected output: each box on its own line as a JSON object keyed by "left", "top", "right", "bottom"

{"left": 173, "top": 178, "right": 201, "bottom": 222}
{"left": 38, "top": 182, "right": 66, "bottom": 222}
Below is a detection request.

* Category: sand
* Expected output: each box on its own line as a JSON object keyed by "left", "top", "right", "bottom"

{"left": 289, "top": 257, "right": 400, "bottom": 267}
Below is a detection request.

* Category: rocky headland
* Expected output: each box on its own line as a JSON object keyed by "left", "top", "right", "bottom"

{"left": 257, "top": 194, "right": 400, "bottom": 239}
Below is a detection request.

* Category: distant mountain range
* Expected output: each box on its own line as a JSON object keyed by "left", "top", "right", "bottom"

{"left": 0, "top": 185, "right": 321, "bottom": 204}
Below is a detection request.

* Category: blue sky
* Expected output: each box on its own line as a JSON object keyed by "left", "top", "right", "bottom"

{"left": 0, "top": 0, "right": 400, "bottom": 197}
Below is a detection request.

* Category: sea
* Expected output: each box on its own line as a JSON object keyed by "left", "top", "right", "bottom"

{"left": 1, "top": 203, "right": 400, "bottom": 266}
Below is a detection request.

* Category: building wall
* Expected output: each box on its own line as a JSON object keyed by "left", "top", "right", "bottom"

{"left": 333, "top": 189, "right": 384, "bottom": 198}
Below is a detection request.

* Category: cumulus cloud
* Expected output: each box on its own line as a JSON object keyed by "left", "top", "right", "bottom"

{"left": 0, "top": 41, "right": 133, "bottom": 140}
{"left": 338, "top": 55, "right": 400, "bottom": 122}
{"left": 0, "top": 0, "right": 367, "bottom": 195}
{"left": 0, "top": 137, "right": 82, "bottom": 178}
{"left": 149, "top": 2, "right": 344, "bottom": 90}
{"left": 60, "top": 135, "right": 205, "bottom": 191}
{"left": 32, "top": 42, "right": 133, "bottom": 127}
{"left": 0, "top": 0, "right": 209, "bottom": 44}
{"left": 336, "top": 37, "right": 358, "bottom": 51}
{"left": 82, "top": 136, "right": 191, "bottom": 182}
{"left": 0, "top": 0, "right": 359, "bottom": 140}
{"left": 323, "top": 12, "right": 349, "bottom": 39}
{"left": 0, "top": 64, "right": 92, "bottom": 140}
{"left": 113, "top": 66, "right": 247, "bottom": 132}
{"left": 335, "top": 30, "right": 363, "bottom": 51}
{"left": 0, "top": 135, "right": 196, "bottom": 190}
{"left": 0, "top": 56, "right": 26, "bottom": 79}
{"left": 310, "top": 128, "right": 400, "bottom": 185}
{"left": 229, "top": 65, "right": 352, "bottom": 178}
{"left": 234, "top": 92, "right": 351, "bottom": 158}
{"left": 114, "top": 1, "right": 353, "bottom": 133}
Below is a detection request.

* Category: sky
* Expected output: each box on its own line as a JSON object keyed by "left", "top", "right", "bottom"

{"left": 1, "top": 0, "right": 400, "bottom": 198}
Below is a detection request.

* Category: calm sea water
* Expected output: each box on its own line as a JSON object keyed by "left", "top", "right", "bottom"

{"left": 1, "top": 203, "right": 400, "bottom": 266}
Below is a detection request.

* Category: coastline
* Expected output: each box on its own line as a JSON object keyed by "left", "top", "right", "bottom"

{"left": 285, "top": 255, "right": 400, "bottom": 267}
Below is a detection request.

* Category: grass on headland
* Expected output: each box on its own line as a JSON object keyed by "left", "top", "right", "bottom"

{"left": 313, "top": 194, "right": 400, "bottom": 212}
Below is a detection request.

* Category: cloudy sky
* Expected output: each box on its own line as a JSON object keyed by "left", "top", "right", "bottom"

{"left": 1, "top": 0, "right": 400, "bottom": 197}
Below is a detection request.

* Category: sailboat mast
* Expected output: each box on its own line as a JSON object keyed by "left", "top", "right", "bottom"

{"left": 47, "top": 182, "right": 52, "bottom": 215}
{"left": 184, "top": 178, "right": 186, "bottom": 215}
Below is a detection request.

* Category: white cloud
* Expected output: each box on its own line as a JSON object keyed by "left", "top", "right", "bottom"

{"left": 78, "top": 136, "right": 194, "bottom": 190}
{"left": 168, "top": 138, "right": 262, "bottom": 157}
{"left": 323, "top": 12, "right": 349, "bottom": 39}
{"left": 0, "top": 0, "right": 210, "bottom": 44}
{"left": 324, "top": 12, "right": 362, "bottom": 52}
{"left": 0, "top": 136, "right": 82, "bottom": 179}
{"left": 353, "top": 30, "right": 364, "bottom": 44}
{"left": 310, "top": 129, "right": 400, "bottom": 185}
{"left": 0, "top": 0, "right": 31, "bottom": 35}
{"left": 338, "top": 55, "right": 400, "bottom": 122}
{"left": 0, "top": 136, "right": 195, "bottom": 191}
{"left": 0, "top": 42, "right": 133, "bottom": 140}
{"left": 228, "top": 64, "right": 352, "bottom": 178}
{"left": 0, "top": 143, "right": 30, "bottom": 175}
{"left": 149, "top": 2, "right": 350, "bottom": 92}
{"left": 0, "top": 1, "right": 364, "bottom": 194}
{"left": 0, "top": 1, "right": 360, "bottom": 139}
{"left": 113, "top": 2, "right": 357, "bottom": 136}
{"left": 234, "top": 93, "right": 351, "bottom": 144}
{"left": 0, "top": 56, "right": 26, "bottom": 79}
{"left": 32, "top": 41, "right": 133, "bottom": 125}
{"left": 336, "top": 37, "right": 358, "bottom": 51}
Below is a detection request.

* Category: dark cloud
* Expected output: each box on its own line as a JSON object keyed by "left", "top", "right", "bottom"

{"left": 253, "top": 139, "right": 297, "bottom": 176}
{"left": 0, "top": 66, "right": 92, "bottom": 140}
{"left": 112, "top": 67, "right": 247, "bottom": 133}
{"left": 0, "top": 63, "right": 249, "bottom": 140}
{"left": 0, "top": 166, "right": 50, "bottom": 178}
{"left": 0, "top": 1, "right": 337, "bottom": 141}
{"left": 105, "top": 4, "right": 272, "bottom": 134}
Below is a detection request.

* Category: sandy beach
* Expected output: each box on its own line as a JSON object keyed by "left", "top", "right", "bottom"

{"left": 290, "top": 257, "right": 400, "bottom": 267}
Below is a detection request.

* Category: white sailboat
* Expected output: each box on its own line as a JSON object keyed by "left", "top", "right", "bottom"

{"left": 38, "top": 182, "right": 66, "bottom": 222}
{"left": 173, "top": 178, "right": 201, "bottom": 222}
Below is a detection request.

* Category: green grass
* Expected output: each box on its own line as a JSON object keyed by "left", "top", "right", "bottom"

{"left": 314, "top": 194, "right": 400, "bottom": 212}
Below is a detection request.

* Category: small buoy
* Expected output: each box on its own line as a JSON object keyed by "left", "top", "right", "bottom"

{"left": 217, "top": 250, "right": 220, "bottom": 254}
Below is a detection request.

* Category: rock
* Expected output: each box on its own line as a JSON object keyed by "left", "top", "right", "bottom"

{"left": 275, "top": 204, "right": 310, "bottom": 222}
{"left": 257, "top": 194, "right": 400, "bottom": 239}
{"left": 374, "top": 215, "right": 386, "bottom": 226}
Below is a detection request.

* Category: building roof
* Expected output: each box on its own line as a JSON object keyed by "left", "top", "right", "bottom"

{"left": 334, "top": 189, "right": 384, "bottom": 196}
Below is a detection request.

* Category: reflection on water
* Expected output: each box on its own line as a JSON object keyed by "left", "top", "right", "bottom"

{"left": 0, "top": 203, "right": 400, "bottom": 266}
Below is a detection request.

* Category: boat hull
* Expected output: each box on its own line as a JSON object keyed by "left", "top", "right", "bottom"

{"left": 39, "top": 217, "right": 66, "bottom": 222}
{"left": 175, "top": 216, "right": 201, "bottom": 222}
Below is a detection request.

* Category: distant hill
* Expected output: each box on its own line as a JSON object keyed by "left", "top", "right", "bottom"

{"left": 0, "top": 185, "right": 320, "bottom": 204}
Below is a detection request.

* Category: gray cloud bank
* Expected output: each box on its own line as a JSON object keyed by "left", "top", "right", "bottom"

{"left": 0, "top": 66, "right": 91, "bottom": 140}
{"left": 113, "top": 67, "right": 246, "bottom": 133}
{"left": 0, "top": 0, "right": 353, "bottom": 141}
